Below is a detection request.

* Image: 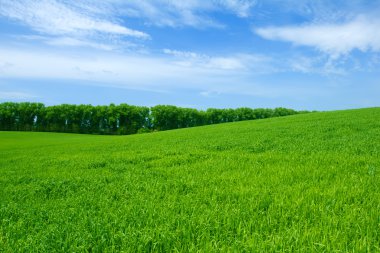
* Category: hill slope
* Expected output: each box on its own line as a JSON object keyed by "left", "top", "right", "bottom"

{"left": 1, "top": 108, "right": 380, "bottom": 252}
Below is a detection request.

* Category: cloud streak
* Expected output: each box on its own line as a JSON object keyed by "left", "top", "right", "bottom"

{"left": 219, "top": 0, "right": 257, "bottom": 18}
{"left": 162, "top": 49, "right": 279, "bottom": 72}
{"left": 0, "top": 0, "right": 149, "bottom": 39}
{"left": 115, "top": 0, "right": 256, "bottom": 28}
{"left": 0, "top": 91, "right": 37, "bottom": 100}
{"left": 0, "top": 46, "right": 279, "bottom": 95}
{"left": 163, "top": 49, "right": 248, "bottom": 70}
{"left": 255, "top": 16, "right": 380, "bottom": 57}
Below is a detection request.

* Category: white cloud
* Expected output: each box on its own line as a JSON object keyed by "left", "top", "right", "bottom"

{"left": 219, "top": 0, "right": 256, "bottom": 17}
{"left": 207, "top": 57, "right": 246, "bottom": 70}
{"left": 45, "top": 37, "right": 116, "bottom": 51}
{"left": 116, "top": 0, "right": 256, "bottom": 28}
{"left": 117, "top": 1, "right": 220, "bottom": 28}
{"left": 255, "top": 16, "right": 380, "bottom": 57}
{"left": 286, "top": 55, "right": 347, "bottom": 75}
{"left": 163, "top": 49, "right": 271, "bottom": 70}
{"left": 0, "top": 0, "right": 149, "bottom": 39}
{"left": 0, "top": 0, "right": 256, "bottom": 52}
{"left": 0, "top": 46, "right": 277, "bottom": 95}
{"left": 0, "top": 61, "right": 13, "bottom": 72}
{"left": 0, "top": 91, "right": 37, "bottom": 100}
{"left": 199, "top": 90, "right": 222, "bottom": 97}
{"left": 0, "top": 47, "right": 240, "bottom": 90}
{"left": 10, "top": 34, "right": 143, "bottom": 52}
{"left": 163, "top": 49, "right": 201, "bottom": 59}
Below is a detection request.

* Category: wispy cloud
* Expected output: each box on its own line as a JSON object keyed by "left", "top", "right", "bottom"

{"left": 163, "top": 49, "right": 201, "bottom": 59}
{"left": 120, "top": 1, "right": 219, "bottom": 28}
{"left": 45, "top": 37, "right": 116, "bottom": 51}
{"left": 0, "top": 0, "right": 258, "bottom": 32}
{"left": 219, "top": 0, "right": 257, "bottom": 18}
{"left": 0, "top": 46, "right": 278, "bottom": 95}
{"left": 0, "top": 0, "right": 149, "bottom": 39}
{"left": 163, "top": 49, "right": 245, "bottom": 70}
{"left": 0, "top": 0, "right": 258, "bottom": 52}
{"left": 199, "top": 90, "right": 222, "bottom": 97}
{"left": 286, "top": 55, "right": 347, "bottom": 75}
{"left": 0, "top": 61, "right": 13, "bottom": 72}
{"left": 0, "top": 91, "right": 37, "bottom": 100}
{"left": 116, "top": 0, "right": 256, "bottom": 28}
{"left": 255, "top": 15, "right": 380, "bottom": 58}
{"left": 163, "top": 49, "right": 273, "bottom": 71}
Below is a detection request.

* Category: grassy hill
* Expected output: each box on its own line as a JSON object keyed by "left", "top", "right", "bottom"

{"left": 1, "top": 108, "right": 379, "bottom": 252}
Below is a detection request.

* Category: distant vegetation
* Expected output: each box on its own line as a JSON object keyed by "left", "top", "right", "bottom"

{"left": 0, "top": 102, "right": 307, "bottom": 134}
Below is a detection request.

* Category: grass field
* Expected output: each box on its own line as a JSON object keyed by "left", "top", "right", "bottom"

{"left": 1, "top": 108, "right": 380, "bottom": 252}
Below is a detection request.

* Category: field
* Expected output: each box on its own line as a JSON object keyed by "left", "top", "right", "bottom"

{"left": 1, "top": 108, "right": 380, "bottom": 252}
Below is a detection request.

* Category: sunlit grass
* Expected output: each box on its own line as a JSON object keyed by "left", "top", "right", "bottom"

{"left": 1, "top": 108, "right": 380, "bottom": 252}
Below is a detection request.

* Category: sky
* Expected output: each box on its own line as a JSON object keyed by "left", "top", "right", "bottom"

{"left": 0, "top": 0, "right": 380, "bottom": 110}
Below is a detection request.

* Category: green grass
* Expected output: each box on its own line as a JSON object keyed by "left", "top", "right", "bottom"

{"left": 1, "top": 108, "right": 380, "bottom": 252}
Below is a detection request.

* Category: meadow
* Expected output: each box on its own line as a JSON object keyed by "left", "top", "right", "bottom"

{"left": 0, "top": 108, "right": 379, "bottom": 252}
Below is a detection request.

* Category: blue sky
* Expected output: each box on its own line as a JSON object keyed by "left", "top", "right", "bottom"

{"left": 0, "top": 0, "right": 380, "bottom": 110}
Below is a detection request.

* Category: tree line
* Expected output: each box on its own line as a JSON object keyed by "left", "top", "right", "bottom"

{"left": 0, "top": 102, "right": 308, "bottom": 135}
